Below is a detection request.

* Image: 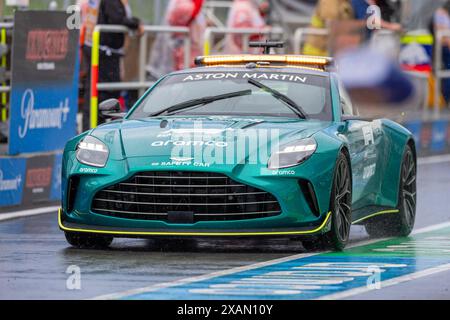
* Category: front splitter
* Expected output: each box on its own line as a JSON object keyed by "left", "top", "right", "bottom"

{"left": 58, "top": 209, "right": 331, "bottom": 238}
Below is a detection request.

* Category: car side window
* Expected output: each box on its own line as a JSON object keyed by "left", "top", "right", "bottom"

{"left": 339, "top": 83, "right": 354, "bottom": 116}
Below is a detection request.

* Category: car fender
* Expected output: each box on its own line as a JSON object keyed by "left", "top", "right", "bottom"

{"left": 311, "top": 129, "right": 349, "bottom": 212}
{"left": 377, "top": 119, "right": 416, "bottom": 208}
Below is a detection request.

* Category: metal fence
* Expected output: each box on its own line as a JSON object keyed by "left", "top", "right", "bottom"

{"left": 89, "top": 24, "right": 191, "bottom": 128}
{"left": 293, "top": 27, "right": 329, "bottom": 54}
{"left": 203, "top": 26, "right": 284, "bottom": 55}
{"left": 202, "top": 0, "right": 232, "bottom": 27}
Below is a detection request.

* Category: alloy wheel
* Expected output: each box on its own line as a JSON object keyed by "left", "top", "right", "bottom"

{"left": 401, "top": 149, "right": 416, "bottom": 229}
{"left": 334, "top": 158, "right": 352, "bottom": 242}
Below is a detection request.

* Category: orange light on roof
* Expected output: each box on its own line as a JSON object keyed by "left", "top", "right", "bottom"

{"left": 196, "top": 55, "right": 332, "bottom": 67}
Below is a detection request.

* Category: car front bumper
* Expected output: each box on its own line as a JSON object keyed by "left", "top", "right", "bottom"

{"left": 60, "top": 151, "right": 337, "bottom": 238}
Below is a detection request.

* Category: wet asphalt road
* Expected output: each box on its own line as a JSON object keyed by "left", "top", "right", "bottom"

{"left": 0, "top": 161, "right": 449, "bottom": 300}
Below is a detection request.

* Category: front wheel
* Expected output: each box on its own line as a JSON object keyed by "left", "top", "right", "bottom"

{"left": 65, "top": 232, "right": 113, "bottom": 249}
{"left": 303, "top": 152, "right": 352, "bottom": 251}
{"left": 365, "top": 144, "right": 416, "bottom": 238}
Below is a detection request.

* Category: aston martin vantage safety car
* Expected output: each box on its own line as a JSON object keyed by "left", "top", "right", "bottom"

{"left": 59, "top": 46, "right": 417, "bottom": 251}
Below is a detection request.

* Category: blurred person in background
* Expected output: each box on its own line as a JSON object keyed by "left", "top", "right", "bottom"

{"left": 80, "top": 0, "right": 143, "bottom": 131}
{"left": 77, "top": 0, "right": 94, "bottom": 46}
{"left": 303, "top": 0, "right": 354, "bottom": 56}
{"left": 147, "top": 0, "right": 206, "bottom": 79}
{"left": 224, "top": 0, "right": 268, "bottom": 54}
{"left": 434, "top": 1, "right": 450, "bottom": 102}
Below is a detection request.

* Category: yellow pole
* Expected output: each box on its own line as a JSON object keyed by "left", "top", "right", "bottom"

{"left": 1, "top": 28, "right": 7, "bottom": 122}
{"left": 203, "top": 39, "right": 210, "bottom": 56}
{"left": 90, "top": 29, "right": 100, "bottom": 129}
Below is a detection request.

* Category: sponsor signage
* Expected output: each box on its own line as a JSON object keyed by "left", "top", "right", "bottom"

{"left": 0, "top": 157, "right": 26, "bottom": 207}
{"left": 0, "top": 152, "right": 63, "bottom": 208}
{"left": 50, "top": 153, "right": 63, "bottom": 201}
{"left": 430, "top": 120, "right": 448, "bottom": 153}
{"left": 8, "top": 11, "right": 79, "bottom": 155}
{"left": 419, "top": 121, "right": 433, "bottom": 155}
{"left": 22, "top": 155, "right": 54, "bottom": 205}
{"left": 403, "top": 119, "right": 450, "bottom": 155}
{"left": 403, "top": 120, "right": 422, "bottom": 151}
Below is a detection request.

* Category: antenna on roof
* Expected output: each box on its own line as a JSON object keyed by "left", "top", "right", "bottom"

{"left": 249, "top": 40, "right": 284, "bottom": 54}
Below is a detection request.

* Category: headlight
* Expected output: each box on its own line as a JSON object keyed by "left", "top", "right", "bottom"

{"left": 268, "top": 138, "right": 317, "bottom": 169}
{"left": 76, "top": 136, "right": 109, "bottom": 167}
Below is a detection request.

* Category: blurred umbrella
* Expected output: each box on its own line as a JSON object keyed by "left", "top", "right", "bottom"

{"left": 338, "top": 46, "right": 415, "bottom": 105}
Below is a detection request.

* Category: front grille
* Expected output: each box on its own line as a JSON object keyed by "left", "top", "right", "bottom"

{"left": 91, "top": 171, "right": 281, "bottom": 222}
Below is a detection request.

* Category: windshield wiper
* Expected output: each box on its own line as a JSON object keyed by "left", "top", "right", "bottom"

{"left": 247, "top": 78, "right": 307, "bottom": 119}
{"left": 150, "top": 89, "right": 252, "bottom": 116}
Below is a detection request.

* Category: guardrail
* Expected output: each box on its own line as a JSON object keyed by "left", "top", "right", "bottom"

{"left": 293, "top": 27, "right": 329, "bottom": 54}
{"left": 203, "top": 1, "right": 232, "bottom": 27}
{"left": 90, "top": 24, "right": 191, "bottom": 128}
{"left": 203, "top": 27, "right": 284, "bottom": 55}
{"left": 433, "top": 29, "right": 450, "bottom": 116}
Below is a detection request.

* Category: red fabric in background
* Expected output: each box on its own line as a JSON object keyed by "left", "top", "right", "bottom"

{"left": 168, "top": 0, "right": 204, "bottom": 26}
{"left": 192, "top": 0, "right": 204, "bottom": 21}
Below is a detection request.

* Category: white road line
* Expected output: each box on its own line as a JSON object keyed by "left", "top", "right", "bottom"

{"left": 0, "top": 206, "right": 59, "bottom": 222}
{"left": 318, "top": 263, "right": 450, "bottom": 300}
{"left": 412, "top": 221, "right": 450, "bottom": 234}
{"left": 92, "top": 221, "right": 450, "bottom": 300}
{"left": 418, "top": 154, "right": 450, "bottom": 165}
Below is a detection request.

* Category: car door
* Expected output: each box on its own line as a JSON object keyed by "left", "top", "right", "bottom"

{"left": 338, "top": 84, "right": 383, "bottom": 209}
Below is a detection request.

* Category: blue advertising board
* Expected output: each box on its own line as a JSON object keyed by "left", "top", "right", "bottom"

{"left": 0, "top": 152, "right": 62, "bottom": 208}
{"left": 430, "top": 119, "right": 449, "bottom": 153}
{"left": 8, "top": 11, "right": 79, "bottom": 155}
{"left": 50, "top": 153, "right": 63, "bottom": 201}
{"left": 0, "top": 157, "right": 26, "bottom": 206}
{"left": 403, "top": 120, "right": 422, "bottom": 151}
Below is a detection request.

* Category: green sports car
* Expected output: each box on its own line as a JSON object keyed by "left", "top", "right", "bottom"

{"left": 59, "top": 53, "right": 417, "bottom": 251}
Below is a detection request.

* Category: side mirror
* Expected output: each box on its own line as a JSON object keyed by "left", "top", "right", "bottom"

{"left": 99, "top": 99, "right": 121, "bottom": 113}
{"left": 99, "top": 99, "right": 125, "bottom": 119}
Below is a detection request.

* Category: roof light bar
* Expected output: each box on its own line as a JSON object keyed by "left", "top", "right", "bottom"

{"left": 195, "top": 55, "right": 332, "bottom": 67}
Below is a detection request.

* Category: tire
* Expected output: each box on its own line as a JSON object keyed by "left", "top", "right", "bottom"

{"left": 65, "top": 232, "right": 113, "bottom": 249}
{"left": 302, "top": 152, "right": 352, "bottom": 251}
{"left": 365, "top": 144, "right": 416, "bottom": 238}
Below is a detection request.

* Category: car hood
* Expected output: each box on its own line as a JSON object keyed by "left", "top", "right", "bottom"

{"left": 91, "top": 116, "right": 331, "bottom": 162}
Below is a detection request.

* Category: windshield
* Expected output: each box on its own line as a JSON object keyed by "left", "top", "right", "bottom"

{"left": 128, "top": 71, "right": 332, "bottom": 120}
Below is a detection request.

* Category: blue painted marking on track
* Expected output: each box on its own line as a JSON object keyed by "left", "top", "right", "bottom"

{"left": 120, "top": 231, "right": 450, "bottom": 300}
{"left": 124, "top": 256, "right": 445, "bottom": 300}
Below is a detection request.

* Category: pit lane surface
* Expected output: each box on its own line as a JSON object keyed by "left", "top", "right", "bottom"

{"left": 0, "top": 159, "right": 449, "bottom": 300}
